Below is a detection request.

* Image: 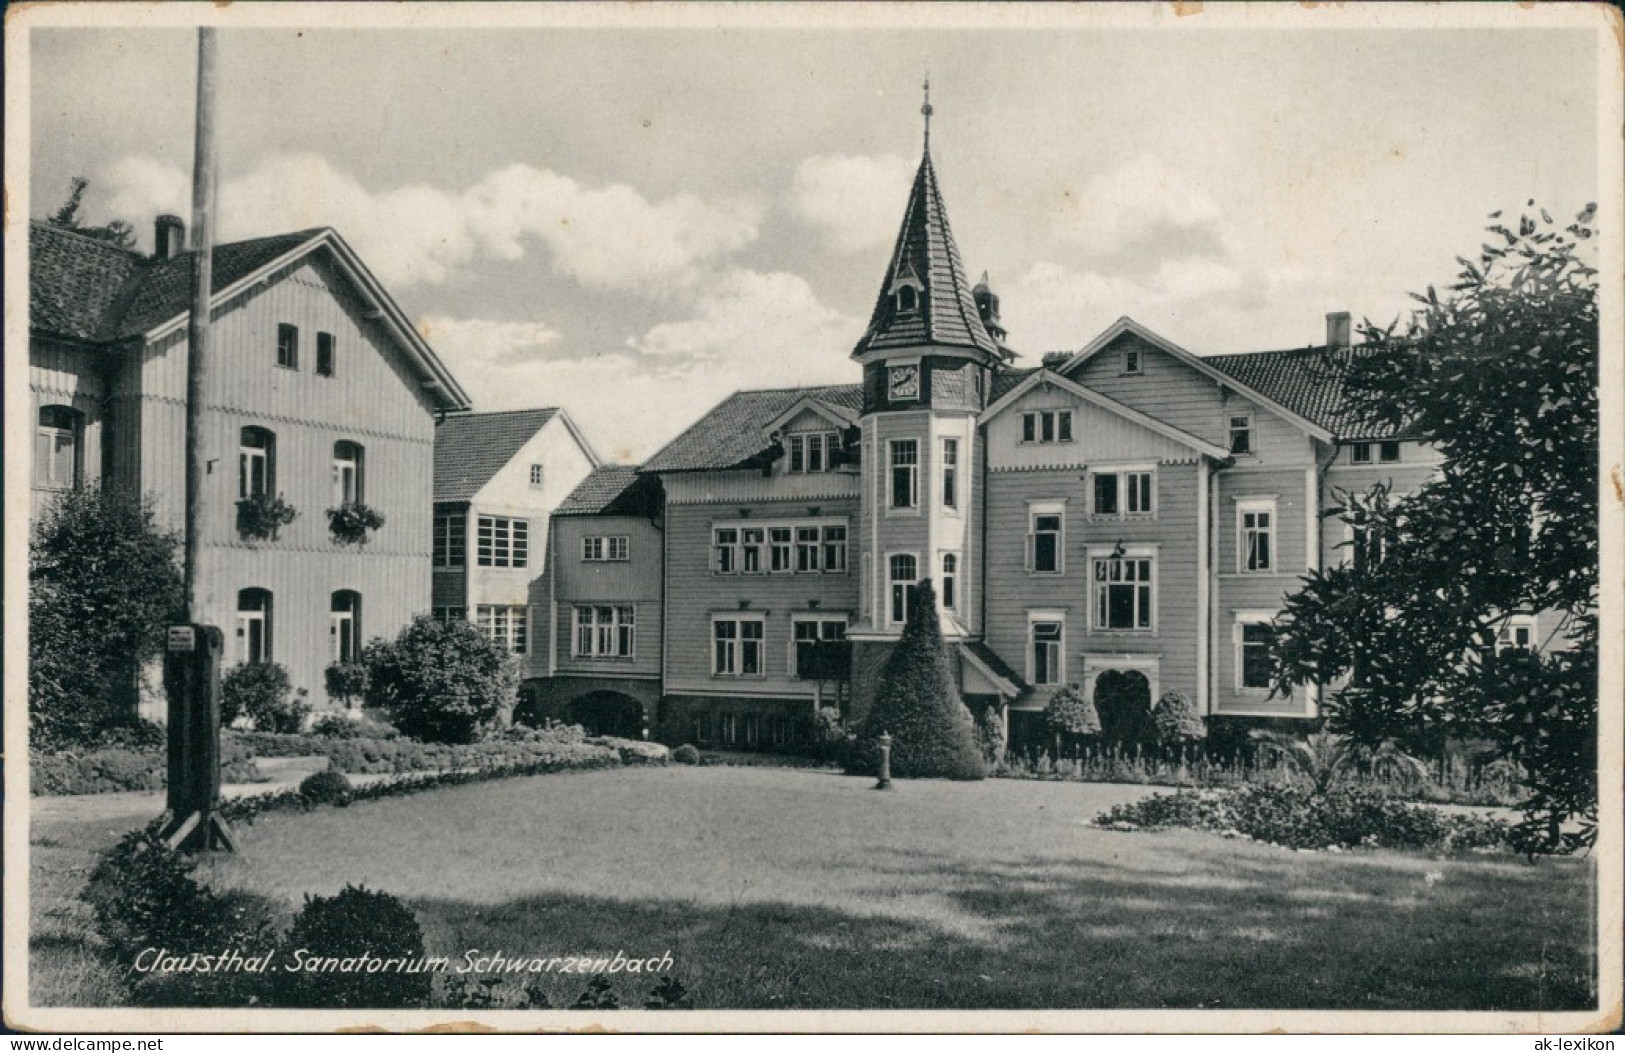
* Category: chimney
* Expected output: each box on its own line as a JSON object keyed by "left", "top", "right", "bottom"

{"left": 155, "top": 214, "right": 186, "bottom": 259}
{"left": 1326, "top": 311, "right": 1351, "bottom": 350}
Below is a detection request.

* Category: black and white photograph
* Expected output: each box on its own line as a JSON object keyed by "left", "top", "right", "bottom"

{"left": 5, "top": 1, "right": 1621, "bottom": 1035}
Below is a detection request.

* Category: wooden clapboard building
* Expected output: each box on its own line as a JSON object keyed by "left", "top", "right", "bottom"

{"left": 28, "top": 216, "right": 472, "bottom": 715}
{"left": 527, "top": 109, "right": 1562, "bottom": 751}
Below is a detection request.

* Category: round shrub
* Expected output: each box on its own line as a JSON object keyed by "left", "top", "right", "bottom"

{"left": 363, "top": 615, "right": 520, "bottom": 744}
{"left": 274, "top": 885, "right": 432, "bottom": 1008}
{"left": 221, "top": 662, "right": 308, "bottom": 733}
{"left": 299, "top": 769, "right": 354, "bottom": 807}
{"left": 84, "top": 827, "right": 277, "bottom": 1006}
{"left": 1044, "top": 683, "right": 1100, "bottom": 745}
{"left": 310, "top": 712, "right": 365, "bottom": 738}
{"left": 672, "top": 744, "right": 701, "bottom": 765}
{"left": 1152, "top": 690, "right": 1206, "bottom": 749}
{"left": 853, "top": 580, "right": 986, "bottom": 781}
{"left": 324, "top": 661, "right": 370, "bottom": 709}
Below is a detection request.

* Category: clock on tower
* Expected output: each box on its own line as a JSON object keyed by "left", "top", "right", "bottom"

{"left": 888, "top": 363, "right": 919, "bottom": 401}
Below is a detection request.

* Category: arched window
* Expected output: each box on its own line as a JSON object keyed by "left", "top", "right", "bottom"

{"left": 332, "top": 441, "right": 364, "bottom": 505}
{"left": 239, "top": 427, "right": 275, "bottom": 499}
{"left": 330, "top": 590, "right": 362, "bottom": 664}
{"left": 35, "top": 405, "right": 83, "bottom": 490}
{"left": 236, "top": 588, "right": 273, "bottom": 664}
{"left": 941, "top": 552, "right": 959, "bottom": 611}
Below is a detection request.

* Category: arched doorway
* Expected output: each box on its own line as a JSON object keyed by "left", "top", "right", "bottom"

{"left": 1094, "top": 669, "right": 1155, "bottom": 748}
{"left": 569, "top": 691, "right": 645, "bottom": 738}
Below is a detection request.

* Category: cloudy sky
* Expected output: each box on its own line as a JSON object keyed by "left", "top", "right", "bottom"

{"left": 26, "top": 10, "right": 1602, "bottom": 461}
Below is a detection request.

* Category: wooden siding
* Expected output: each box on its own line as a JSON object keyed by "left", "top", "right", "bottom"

{"left": 663, "top": 468, "right": 860, "bottom": 506}
{"left": 983, "top": 460, "right": 1203, "bottom": 709}
{"left": 117, "top": 251, "right": 439, "bottom": 710}
{"left": 549, "top": 514, "right": 663, "bottom": 681}
{"left": 660, "top": 491, "right": 860, "bottom": 698}
{"left": 986, "top": 381, "right": 1200, "bottom": 471}
{"left": 1064, "top": 334, "right": 1314, "bottom": 466}
{"left": 28, "top": 338, "right": 109, "bottom": 517}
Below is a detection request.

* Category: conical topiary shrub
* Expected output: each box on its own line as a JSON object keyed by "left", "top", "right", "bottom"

{"left": 855, "top": 579, "right": 986, "bottom": 780}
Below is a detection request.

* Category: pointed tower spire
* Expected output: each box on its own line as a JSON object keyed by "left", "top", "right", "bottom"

{"left": 851, "top": 91, "right": 997, "bottom": 361}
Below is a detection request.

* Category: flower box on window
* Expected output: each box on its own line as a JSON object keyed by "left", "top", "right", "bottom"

{"left": 327, "top": 501, "right": 387, "bottom": 546}
{"left": 236, "top": 493, "right": 299, "bottom": 542}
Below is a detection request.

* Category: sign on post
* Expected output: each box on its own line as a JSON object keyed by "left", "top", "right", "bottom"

{"left": 167, "top": 625, "right": 197, "bottom": 653}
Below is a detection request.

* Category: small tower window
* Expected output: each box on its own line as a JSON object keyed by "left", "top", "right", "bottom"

{"left": 896, "top": 285, "right": 918, "bottom": 314}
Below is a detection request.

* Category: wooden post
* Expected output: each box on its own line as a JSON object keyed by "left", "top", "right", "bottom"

{"left": 183, "top": 26, "right": 216, "bottom": 617}
{"left": 162, "top": 28, "right": 234, "bottom": 853}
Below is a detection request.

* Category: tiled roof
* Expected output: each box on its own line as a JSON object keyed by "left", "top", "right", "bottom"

{"left": 28, "top": 222, "right": 145, "bottom": 343}
{"left": 556, "top": 465, "right": 653, "bottom": 516}
{"left": 989, "top": 365, "right": 1038, "bottom": 403}
{"left": 112, "top": 230, "right": 323, "bottom": 338}
{"left": 852, "top": 151, "right": 998, "bottom": 358}
{"left": 962, "top": 640, "right": 1026, "bottom": 694}
{"left": 642, "top": 384, "right": 864, "bottom": 473}
{"left": 28, "top": 220, "right": 323, "bottom": 343}
{"left": 434, "top": 408, "right": 559, "bottom": 501}
{"left": 1204, "top": 345, "right": 1404, "bottom": 440}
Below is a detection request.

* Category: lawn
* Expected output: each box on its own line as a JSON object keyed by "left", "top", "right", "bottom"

{"left": 33, "top": 766, "right": 1596, "bottom": 1010}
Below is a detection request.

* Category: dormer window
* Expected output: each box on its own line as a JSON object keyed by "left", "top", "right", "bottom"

{"left": 788, "top": 432, "right": 840, "bottom": 474}
{"left": 895, "top": 285, "right": 918, "bottom": 314}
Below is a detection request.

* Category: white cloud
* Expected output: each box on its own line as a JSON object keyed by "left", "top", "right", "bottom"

{"left": 789, "top": 153, "right": 915, "bottom": 254}
{"left": 91, "top": 153, "right": 759, "bottom": 292}
{"left": 422, "top": 269, "right": 859, "bottom": 462}
{"left": 1056, "top": 154, "right": 1230, "bottom": 262}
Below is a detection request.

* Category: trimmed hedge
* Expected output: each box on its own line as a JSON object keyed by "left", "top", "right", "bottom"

{"left": 32, "top": 739, "right": 260, "bottom": 797}
{"left": 1094, "top": 783, "right": 1512, "bottom": 852}
{"left": 852, "top": 580, "right": 986, "bottom": 781}
{"left": 225, "top": 728, "right": 613, "bottom": 774}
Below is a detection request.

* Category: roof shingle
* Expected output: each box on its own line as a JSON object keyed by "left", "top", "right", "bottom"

{"left": 1204, "top": 346, "right": 1403, "bottom": 440}
{"left": 556, "top": 465, "right": 655, "bottom": 516}
{"left": 29, "top": 220, "right": 325, "bottom": 343}
{"left": 642, "top": 384, "right": 863, "bottom": 473}
{"left": 434, "top": 408, "right": 559, "bottom": 501}
{"left": 852, "top": 151, "right": 998, "bottom": 359}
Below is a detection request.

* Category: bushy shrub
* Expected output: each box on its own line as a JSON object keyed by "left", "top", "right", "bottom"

{"left": 299, "top": 769, "right": 354, "bottom": 807}
{"left": 672, "top": 744, "right": 701, "bottom": 765}
{"left": 324, "top": 662, "right": 370, "bottom": 709}
{"left": 224, "top": 725, "right": 616, "bottom": 776}
{"left": 1043, "top": 684, "right": 1100, "bottom": 753}
{"left": 29, "top": 487, "right": 185, "bottom": 749}
{"left": 83, "top": 827, "right": 277, "bottom": 1006}
{"left": 1095, "top": 783, "right": 1511, "bottom": 852}
{"left": 853, "top": 581, "right": 985, "bottom": 780}
{"left": 1152, "top": 690, "right": 1206, "bottom": 751}
{"left": 363, "top": 615, "right": 519, "bottom": 744}
{"left": 805, "top": 706, "right": 847, "bottom": 765}
{"left": 221, "top": 662, "right": 307, "bottom": 733}
{"left": 274, "top": 885, "right": 432, "bottom": 1008}
{"left": 310, "top": 712, "right": 362, "bottom": 738}
{"left": 975, "top": 704, "right": 1008, "bottom": 768}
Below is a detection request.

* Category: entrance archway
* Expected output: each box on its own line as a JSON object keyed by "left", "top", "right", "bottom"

{"left": 569, "top": 691, "right": 645, "bottom": 738}
{"left": 1094, "top": 669, "right": 1155, "bottom": 748}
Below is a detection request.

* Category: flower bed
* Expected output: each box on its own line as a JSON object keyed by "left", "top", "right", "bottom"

{"left": 1093, "top": 783, "right": 1512, "bottom": 853}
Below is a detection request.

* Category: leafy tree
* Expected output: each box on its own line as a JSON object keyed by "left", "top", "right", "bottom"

{"left": 1270, "top": 203, "right": 1599, "bottom": 853}
{"left": 30, "top": 487, "right": 185, "bottom": 748}
{"left": 855, "top": 580, "right": 986, "bottom": 780}
{"left": 221, "top": 661, "right": 308, "bottom": 733}
{"left": 48, "top": 176, "right": 137, "bottom": 248}
{"left": 363, "top": 615, "right": 520, "bottom": 743}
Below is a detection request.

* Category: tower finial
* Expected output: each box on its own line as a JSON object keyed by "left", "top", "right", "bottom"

{"left": 921, "top": 73, "right": 933, "bottom": 151}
